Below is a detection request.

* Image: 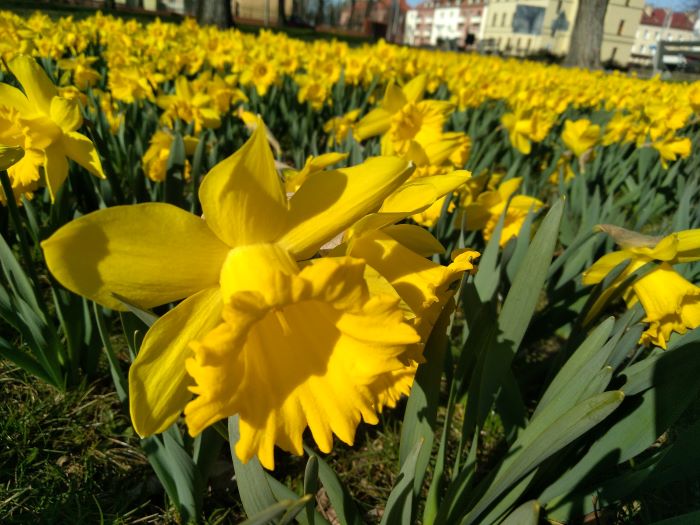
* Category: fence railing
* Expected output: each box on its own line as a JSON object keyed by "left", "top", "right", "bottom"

{"left": 654, "top": 40, "right": 700, "bottom": 74}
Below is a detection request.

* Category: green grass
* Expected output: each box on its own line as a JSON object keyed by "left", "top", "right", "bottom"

{"left": 0, "top": 360, "right": 176, "bottom": 523}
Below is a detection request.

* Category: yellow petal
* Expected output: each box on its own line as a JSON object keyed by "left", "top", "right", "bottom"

{"left": 353, "top": 107, "right": 392, "bottom": 141}
{"left": 199, "top": 121, "right": 288, "bottom": 247}
{"left": 497, "top": 177, "right": 522, "bottom": 200}
{"left": 382, "top": 81, "right": 408, "bottom": 113}
{"left": 44, "top": 143, "right": 68, "bottom": 202}
{"left": 380, "top": 170, "right": 471, "bottom": 214}
{"left": 632, "top": 263, "right": 698, "bottom": 322}
{"left": 62, "top": 131, "right": 105, "bottom": 178}
{"left": 349, "top": 230, "right": 476, "bottom": 338}
{"left": 219, "top": 243, "right": 299, "bottom": 302}
{"left": 0, "top": 84, "right": 31, "bottom": 113}
{"left": 671, "top": 230, "right": 700, "bottom": 263}
{"left": 345, "top": 211, "right": 410, "bottom": 240}
{"left": 42, "top": 203, "right": 229, "bottom": 310}
{"left": 280, "top": 156, "right": 414, "bottom": 259}
{"left": 402, "top": 74, "right": 427, "bottom": 104}
{"left": 10, "top": 55, "right": 57, "bottom": 114}
{"left": 130, "top": 287, "right": 222, "bottom": 436}
{"left": 49, "top": 96, "right": 82, "bottom": 132}
{"left": 582, "top": 251, "right": 632, "bottom": 285}
{"left": 382, "top": 224, "right": 445, "bottom": 256}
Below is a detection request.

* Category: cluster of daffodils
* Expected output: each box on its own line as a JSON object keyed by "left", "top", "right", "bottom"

{"left": 2, "top": 9, "right": 700, "bottom": 470}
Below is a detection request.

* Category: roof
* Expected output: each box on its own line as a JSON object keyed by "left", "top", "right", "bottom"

{"left": 640, "top": 7, "right": 695, "bottom": 31}
{"left": 670, "top": 12, "right": 694, "bottom": 31}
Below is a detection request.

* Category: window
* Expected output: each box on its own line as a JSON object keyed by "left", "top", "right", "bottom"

{"left": 556, "top": 0, "right": 563, "bottom": 12}
{"left": 610, "top": 47, "right": 617, "bottom": 60}
{"left": 644, "top": 30, "right": 649, "bottom": 39}
{"left": 492, "top": 13, "right": 497, "bottom": 26}
{"left": 617, "top": 20, "right": 624, "bottom": 36}
{"left": 501, "top": 12, "right": 507, "bottom": 27}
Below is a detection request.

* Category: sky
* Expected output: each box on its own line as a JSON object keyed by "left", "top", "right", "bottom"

{"left": 405, "top": 0, "right": 693, "bottom": 9}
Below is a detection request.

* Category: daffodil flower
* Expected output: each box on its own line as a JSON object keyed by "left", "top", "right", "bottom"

{"left": 461, "top": 177, "right": 544, "bottom": 246}
{"left": 0, "top": 55, "right": 105, "bottom": 201}
{"left": 42, "top": 122, "right": 416, "bottom": 468}
{"left": 583, "top": 226, "right": 700, "bottom": 348}
{"left": 353, "top": 74, "right": 453, "bottom": 154}
{"left": 561, "top": 118, "right": 600, "bottom": 158}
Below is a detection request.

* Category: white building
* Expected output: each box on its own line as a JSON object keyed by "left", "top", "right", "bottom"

{"left": 630, "top": 7, "right": 697, "bottom": 66}
{"left": 404, "top": 0, "right": 486, "bottom": 48}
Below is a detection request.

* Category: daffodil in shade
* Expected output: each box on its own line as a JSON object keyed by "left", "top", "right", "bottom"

{"left": 42, "top": 122, "right": 416, "bottom": 467}
{"left": 582, "top": 226, "right": 700, "bottom": 348}
{"left": 142, "top": 130, "right": 199, "bottom": 182}
{"left": 461, "top": 177, "right": 544, "bottom": 247}
{"left": 0, "top": 55, "right": 105, "bottom": 201}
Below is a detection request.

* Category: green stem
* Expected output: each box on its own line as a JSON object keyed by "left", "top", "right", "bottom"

{"left": 0, "top": 170, "right": 43, "bottom": 297}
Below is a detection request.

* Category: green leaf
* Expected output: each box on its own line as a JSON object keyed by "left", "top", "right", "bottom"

{"left": 399, "top": 303, "right": 451, "bottom": 503}
{"left": 304, "top": 455, "right": 320, "bottom": 525}
{"left": 498, "top": 198, "right": 564, "bottom": 351}
{"left": 459, "top": 391, "right": 624, "bottom": 524}
{"left": 500, "top": 499, "right": 540, "bottom": 525}
{"left": 650, "top": 511, "right": 700, "bottom": 525}
{"left": 229, "top": 416, "right": 278, "bottom": 518}
{"left": 533, "top": 317, "right": 614, "bottom": 419}
{"left": 542, "top": 340, "right": 700, "bottom": 511}
{"left": 380, "top": 439, "right": 424, "bottom": 525}
{"left": 266, "top": 475, "right": 329, "bottom": 525}
{"left": 238, "top": 498, "right": 311, "bottom": 525}
{"left": 303, "top": 447, "right": 362, "bottom": 525}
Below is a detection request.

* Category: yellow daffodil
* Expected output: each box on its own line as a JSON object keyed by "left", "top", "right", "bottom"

{"left": 157, "top": 76, "right": 221, "bottom": 132}
{"left": 561, "top": 119, "right": 600, "bottom": 157}
{"left": 583, "top": 227, "right": 700, "bottom": 348}
{"left": 353, "top": 75, "right": 450, "bottom": 148}
{"left": 324, "top": 109, "right": 360, "bottom": 147}
{"left": 185, "top": 248, "right": 420, "bottom": 469}
{"left": 462, "top": 177, "right": 544, "bottom": 246}
{"left": 0, "top": 55, "right": 104, "bottom": 201}
{"left": 42, "top": 122, "right": 416, "bottom": 468}
{"left": 649, "top": 129, "right": 691, "bottom": 168}
{"left": 142, "top": 130, "right": 199, "bottom": 182}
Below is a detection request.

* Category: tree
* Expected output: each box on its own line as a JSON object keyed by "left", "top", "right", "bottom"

{"left": 362, "top": 0, "right": 374, "bottom": 29}
{"left": 564, "top": 0, "right": 609, "bottom": 69}
{"left": 279, "top": 0, "right": 287, "bottom": 25}
{"left": 195, "top": 0, "right": 233, "bottom": 29}
{"left": 346, "top": 0, "right": 356, "bottom": 29}
{"left": 315, "top": 0, "right": 325, "bottom": 26}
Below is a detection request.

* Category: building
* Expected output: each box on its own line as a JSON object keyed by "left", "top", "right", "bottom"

{"left": 630, "top": 7, "right": 697, "bottom": 66}
{"left": 403, "top": 0, "right": 486, "bottom": 48}
{"left": 480, "top": 0, "right": 644, "bottom": 65}
{"left": 340, "top": 0, "right": 410, "bottom": 41}
{"left": 234, "top": 0, "right": 293, "bottom": 25}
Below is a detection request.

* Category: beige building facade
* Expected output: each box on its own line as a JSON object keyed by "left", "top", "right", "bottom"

{"left": 480, "top": 0, "right": 645, "bottom": 65}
